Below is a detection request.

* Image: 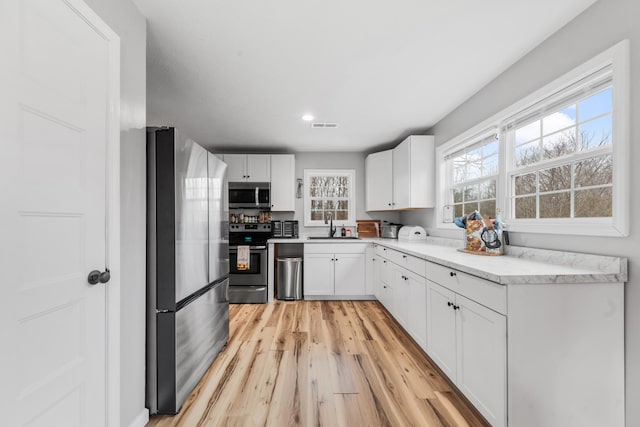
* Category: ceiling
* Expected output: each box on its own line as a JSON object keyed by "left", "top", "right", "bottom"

{"left": 132, "top": 0, "right": 597, "bottom": 153}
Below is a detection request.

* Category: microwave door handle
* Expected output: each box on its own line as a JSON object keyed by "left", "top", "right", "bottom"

{"left": 255, "top": 187, "right": 259, "bottom": 206}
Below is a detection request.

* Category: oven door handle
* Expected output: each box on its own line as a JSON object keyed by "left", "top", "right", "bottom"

{"left": 230, "top": 245, "right": 267, "bottom": 251}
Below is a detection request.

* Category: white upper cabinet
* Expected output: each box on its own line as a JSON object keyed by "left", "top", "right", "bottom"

{"left": 223, "top": 154, "right": 271, "bottom": 182}
{"left": 392, "top": 135, "right": 435, "bottom": 210}
{"left": 365, "top": 150, "right": 393, "bottom": 210}
{"left": 365, "top": 135, "right": 435, "bottom": 211}
{"left": 270, "top": 154, "right": 295, "bottom": 211}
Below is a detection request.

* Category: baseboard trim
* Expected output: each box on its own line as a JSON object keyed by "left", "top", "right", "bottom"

{"left": 127, "top": 408, "right": 149, "bottom": 427}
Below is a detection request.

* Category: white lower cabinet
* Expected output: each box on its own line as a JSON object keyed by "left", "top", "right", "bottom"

{"left": 304, "top": 253, "right": 335, "bottom": 295}
{"left": 304, "top": 244, "right": 366, "bottom": 297}
{"left": 427, "top": 279, "right": 506, "bottom": 427}
{"left": 398, "top": 267, "right": 427, "bottom": 350}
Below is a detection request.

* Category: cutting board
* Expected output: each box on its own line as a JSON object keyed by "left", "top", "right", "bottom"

{"left": 356, "top": 220, "right": 381, "bottom": 238}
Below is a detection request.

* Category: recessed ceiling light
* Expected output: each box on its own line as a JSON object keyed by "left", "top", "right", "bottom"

{"left": 301, "top": 114, "right": 314, "bottom": 122}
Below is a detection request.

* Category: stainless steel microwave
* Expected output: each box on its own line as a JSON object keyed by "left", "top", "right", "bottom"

{"left": 229, "top": 182, "right": 270, "bottom": 208}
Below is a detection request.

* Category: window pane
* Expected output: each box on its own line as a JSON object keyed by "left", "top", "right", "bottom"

{"left": 463, "top": 202, "right": 478, "bottom": 215}
{"left": 579, "top": 114, "right": 612, "bottom": 150}
{"left": 483, "top": 139, "right": 499, "bottom": 157}
{"left": 311, "top": 211, "right": 324, "bottom": 221}
{"left": 542, "top": 129, "right": 576, "bottom": 160}
{"left": 336, "top": 200, "right": 349, "bottom": 210}
{"left": 311, "top": 200, "right": 323, "bottom": 210}
{"left": 335, "top": 211, "right": 348, "bottom": 221}
{"left": 579, "top": 87, "right": 612, "bottom": 121}
{"left": 465, "top": 154, "right": 481, "bottom": 180}
{"left": 479, "top": 180, "right": 496, "bottom": 200}
{"left": 454, "top": 204, "right": 463, "bottom": 217}
{"left": 516, "top": 121, "right": 540, "bottom": 145}
{"left": 452, "top": 188, "right": 463, "bottom": 203}
{"left": 515, "top": 197, "right": 536, "bottom": 218}
{"left": 540, "top": 192, "right": 571, "bottom": 218}
{"left": 479, "top": 200, "right": 496, "bottom": 218}
{"left": 483, "top": 155, "right": 498, "bottom": 176}
{"left": 539, "top": 165, "right": 571, "bottom": 192}
{"left": 514, "top": 173, "right": 536, "bottom": 195}
{"left": 323, "top": 200, "right": 335, "bottom": 210}
{"left": 453, "top": 156, "right": 466, "bottom": 184}
{"left": 515, "top": 140, "right": 540, "bottom": 166}
{"left": 575, "top": 155, "right": 613, "bottom": 188}
{"left": 464, "top": 185, "right": 478, "bottom": 202}
{"left": 575, "top": 187, "right": 612, "bottom": 217}
{"left": 543, "top": 106, "right": 576, "bottom": 135}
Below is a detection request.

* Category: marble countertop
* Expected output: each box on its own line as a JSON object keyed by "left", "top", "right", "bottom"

{"left": 269, "top": 236, "right": 627, "bottom": 285}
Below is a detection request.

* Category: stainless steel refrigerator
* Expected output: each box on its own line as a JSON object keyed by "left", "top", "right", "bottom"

{"left": 146, "top": 127, "right": 229, "bottom": 415}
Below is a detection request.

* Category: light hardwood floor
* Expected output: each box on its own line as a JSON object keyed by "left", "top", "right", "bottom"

{"left": 147, "top": 301, "right": 490, "bottom": 427}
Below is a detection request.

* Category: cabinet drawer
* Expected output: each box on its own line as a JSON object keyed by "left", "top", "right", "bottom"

{"left": 427, "top": 261, "right": 506, "bottom": 315}
{"left": 376, "top": 245, "right": 426, "bottom": 277}
{"left": 375, "top": 244, "right": 393, "bottom": 259}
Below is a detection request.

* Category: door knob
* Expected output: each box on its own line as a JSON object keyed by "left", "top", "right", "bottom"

{"left": 88, "top": 269, "right": 110, "bottom": 285}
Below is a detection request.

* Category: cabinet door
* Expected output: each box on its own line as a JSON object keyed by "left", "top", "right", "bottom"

{"left": 372, "top": 256, "right": 383, "bottom": 300}
{"left": 365, "top": 247, "right": 376, "bottom": 295}
{"left": 246, "top": 154, "right": 271, "bottom": 182}
{"left": 223, "top": 154, "right": 247, "bottom": 181}
{"left": 380, "top": 258, "right": 393, "bottom": 286}
{"left": 392, "top": 138, "right": 410, "bottom": 209}
{"left": 303, "top": 253, "right": 334, "bottom": 295}
{"left": 365, "top": 150, "right": 393, "bottom": 211}
{"left": 408, "top": 135, "right": 435, "bottom": 208}
{"left": 334, "top": 252, "right": 365, "bottom": 295}
{"left": 456, "top": 294, "right": 507, "bottom": 427}
{"left": 270, "top": 154, "right": 295, "bottom": 211}
{"left": 407, "top": 271, "right": 427, "bottom": 351}
{"left": 426, "top": 280, "right": 457, "bottom": 379}
{"left": 392, "top": 266, "right": 410, "bottom": 327}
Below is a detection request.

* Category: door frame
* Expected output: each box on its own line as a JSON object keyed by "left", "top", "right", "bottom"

{"left": 63, "top": 1, "right": 122, "bottom": 426}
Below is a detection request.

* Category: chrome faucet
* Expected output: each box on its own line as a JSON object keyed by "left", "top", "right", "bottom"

{"left": 325, "top": 212, "right": 336, "bottom": 237}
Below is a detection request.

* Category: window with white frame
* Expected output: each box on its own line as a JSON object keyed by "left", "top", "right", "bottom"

{"left": 436, "top": 40, "right": 629, "bottom": 236}
{"left": 303, "top": 169, "right": 355, "bottom": 226}
{"left": 444, "top": 132, "right": 499, "bottom": 219}
{"left": 504, "top": 70, "right": 614, "bottom": 220}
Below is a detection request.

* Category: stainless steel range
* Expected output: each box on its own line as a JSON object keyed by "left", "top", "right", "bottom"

{"left": 228, "top": 223, "right": 271, "bottom": 303}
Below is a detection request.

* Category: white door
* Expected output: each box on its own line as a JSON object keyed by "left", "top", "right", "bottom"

{"left": 392, "top": 266, "right": 410, "bottom": 327}
{"left": 365, "top": 150, "right": 393, "bottom": 211}
{"left": 334, "top": 252, "right": 365, "bottom": 295}
{"left": 222, "top": 154, "right": 247, "bottom": 181}
{"left": 426, "top": 280, "right": 457, "bottom": 379}
{"left": 0, "top": 0, "right": 113, "bottom": 425}
{"left": 303, "top": 253, "right": 335, "bottom": 295}
{"left": 270, "top": 154, "right": 295, "bottom": 211}
{"left": 456, "top": 295, "right": 507, "bottom": 427}
{"left": 392, "top": 139, "right": 410, "bottom": 209}
{"left": 407, "top": 272, "right": 427, "bottom": 350}
{"left": 246, "top": 154, "right": 271, "bottom": 182}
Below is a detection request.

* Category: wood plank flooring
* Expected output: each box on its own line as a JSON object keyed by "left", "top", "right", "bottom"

{"left": 147, "top": 301, "right": 490, "bottom": 427}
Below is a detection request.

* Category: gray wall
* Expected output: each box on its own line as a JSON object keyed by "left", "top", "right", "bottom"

{"left": 82, "top": 0, "right": 147, "bottom": 426}
{"left": 402, "top": 0, "right": 639, "bottom": 423}
{"left": 271, "top": 152, "right": 400, "bottom": 235}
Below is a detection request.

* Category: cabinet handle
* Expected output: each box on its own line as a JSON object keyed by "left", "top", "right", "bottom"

{"left": 383, "top": 260, "right": 386, "bottom": 263}
{"left": 388, "top": 203, "right": 392, "bottom": 206}
{"left": 402, "top": 255, "right": 407, "bottom": 259}
{"left": 453, "top": 305, "right": 460, "bottom": 310}
{"left": 447, "top": 301, "right": 453, "bottom": 307}
{"left": 449, "top": 271, "right": 456, "bottom": 277}
{"left": 383, "top": 248, "right": 386, "bottom": 251}
{"left": 383, "top": 285, "right": 387, "bottom": 289}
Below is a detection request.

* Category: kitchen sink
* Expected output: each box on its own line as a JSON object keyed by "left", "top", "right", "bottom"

{"left": 307, "top": 236, "right": 361, "bottom": 240}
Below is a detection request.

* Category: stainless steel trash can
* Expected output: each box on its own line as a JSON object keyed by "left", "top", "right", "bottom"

{"left": 276, "top": 257, "right": 303, "bottom": 300}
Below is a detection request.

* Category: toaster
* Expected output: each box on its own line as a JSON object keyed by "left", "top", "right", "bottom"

{"left": 380, "top": 224, "right": 402, "bottom": 239}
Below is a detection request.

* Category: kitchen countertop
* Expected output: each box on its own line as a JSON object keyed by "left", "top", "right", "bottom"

{"left": 269, "top": 236, "right": 627, "bottom": 285}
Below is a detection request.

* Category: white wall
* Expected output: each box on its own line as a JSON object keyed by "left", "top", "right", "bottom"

{"left": 401, "top": 0, "right": 640, "bottom": 424}
{"left": 270, "top": 152, "right": 400, "bottom": 235}
{"left": 82, "top": 0, "right": 147, "bottom": 426}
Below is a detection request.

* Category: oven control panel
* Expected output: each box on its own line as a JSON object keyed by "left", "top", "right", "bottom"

{"left": 229, "top": 223, "right": 271, "bottom": 232}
